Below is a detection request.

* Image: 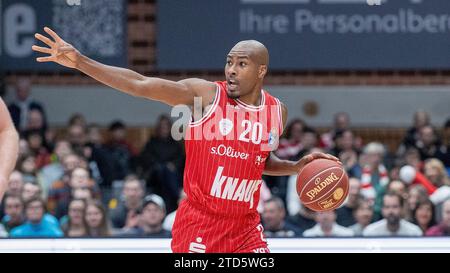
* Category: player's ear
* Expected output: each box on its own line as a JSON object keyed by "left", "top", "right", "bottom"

{"left": 258, "top": 65, "right": 267, "bottom": 79}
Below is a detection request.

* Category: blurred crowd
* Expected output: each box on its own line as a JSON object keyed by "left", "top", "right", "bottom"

{"left": 0, "top": 78, "right": 449, "bottom": 238}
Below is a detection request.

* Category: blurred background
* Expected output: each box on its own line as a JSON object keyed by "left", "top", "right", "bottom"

{"left": 0, "top": 0, "right": 449, "bottom": 241}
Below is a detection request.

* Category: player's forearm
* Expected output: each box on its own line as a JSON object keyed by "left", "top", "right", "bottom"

{"left": 263, "top": 153, "right": 298, "bottom": 176}
{"left": 76, "top": 54, "right": 149, "bottom": 98}
{"left": 0, "top": 128, "right": 19, "bottom": 198}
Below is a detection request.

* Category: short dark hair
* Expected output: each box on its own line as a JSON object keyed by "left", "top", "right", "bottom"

{"left": 24, "top": 197, "right": 46, "bottom": 211}
{"left": 4, "top": 194, "right": 23, "bottom": 205}
{"left": 265, "top": 197, "right": 285, "bottom": 211}
{"left": 444, "top": 118, "right": 450, "bottom": 129}
{"left": 383, "top": 192, "right": 404, "bottom": 208}
{"left": 109, "top": 120, "right": 125, "bottom": 131}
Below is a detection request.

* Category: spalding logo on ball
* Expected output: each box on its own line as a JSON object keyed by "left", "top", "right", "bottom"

{"left": 297, "top": 159, "right": 349, "bottom": 212}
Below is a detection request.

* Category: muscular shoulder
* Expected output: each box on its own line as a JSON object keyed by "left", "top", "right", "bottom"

{"left": 178, "top": 78, "right": 217, "bottom": 107}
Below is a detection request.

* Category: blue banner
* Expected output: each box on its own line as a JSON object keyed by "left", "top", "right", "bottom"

{"left": 157, "top": 0, "right": 450, "bottom": 70}
{"left": 0, "top": 0, "right": 127, "bottom": 71}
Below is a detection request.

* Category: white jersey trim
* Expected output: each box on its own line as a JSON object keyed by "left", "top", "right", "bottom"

{"left": 274, "top": 97, "right": 284, "bottom": 135}
{"left": 235, "top": 89, "right": 265, "bottom": 111}
{"left": 189, "top": 83, "right": 221, "bottom": 127}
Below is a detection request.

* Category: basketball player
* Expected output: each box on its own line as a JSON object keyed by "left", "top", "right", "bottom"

{"left": 32, "top": 27, "right": 339, "bottom": 252}
{"left": 0, "top": 98, "right": 19, "bottom": 201}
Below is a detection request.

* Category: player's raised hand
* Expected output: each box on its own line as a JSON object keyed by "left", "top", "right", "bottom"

{"left": 32, "top": 27, "right": 80, "bottom": 69}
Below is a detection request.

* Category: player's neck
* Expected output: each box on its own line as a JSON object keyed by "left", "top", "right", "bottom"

{"left": 238, "top": 86, "right": 263, "bottom": 106}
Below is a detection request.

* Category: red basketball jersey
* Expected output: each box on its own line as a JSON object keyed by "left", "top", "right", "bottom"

{"left": 182, "top": 81, "right": 283, "bottom": 216}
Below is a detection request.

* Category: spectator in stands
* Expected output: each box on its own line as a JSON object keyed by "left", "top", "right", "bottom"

{"left": 412, "top": 198, "right": 436, "bottom": 233}
{"left": 8, "top": 77, "right": 47, "bottom": 132}
{"left": 38, "top": 139, "right": 73, "bottom": 198}
{"left": 425, "top": 159, "right": 450, "bottom": 198}
{"left": 262, "top": 197, "right": 302, "bottom": 238}
{"left": 68, "top": 113, "right": 87, "bottom": 129}
{"left": 424, "top": 158, "right": 450, "bottom": 220}
{"left": 320, "top": 112, "right": 351, "bottom": 150}
{"left": 47, "top": 153, "right": 81, "bottom": 216}
{"left": 6, "top": 171, "right": 24, "bottom": 197}
{"left": 106, "top": 120, "right": 135, "bottom": 182}
{"left": 61, "top": 199, "right": 88, "bottom": 237}
{"left": 339, "top": 148, "right": 362, "bottom": 179}
{"left": 120, "top": 194, "right": 171, "bottom": 238}
{"left": 109, "top": 175, "right": 144, "bottom": 229}
{"left": 72, "top": 187, "right": 94, "bottom": 202}
{"left": 349, "top": 199, "right": 374, "bottom": 236}
{"left": 21, "top": 182, "right": 59, "bottom": 227}
{"left": 139, "top": 115, "right": 184, "bottom": 213}
{"left": 336, "top": 177, "right": 362, "bottom": 227}
{"left": 295, "top": 127, "right": 319, "bottom": 160}
{"left": 363, "top": 192, "right": 422, "bottom": 237}
{"left": 415, "top": 126, "right": 445, "bottom": 162}
{"left": 162, "top": 189, "right": 186, "bottom": 231}
{"left": 440, "top": 118, "right": 450, "bottom": 168}
{"left": 329, "top": 129, "right": 356, "bottom": 158}
{"left": 22, "top": 182, "right": 41, "bottom": 202}
{"left": 387, "top": 180, "right": 407, "bottom": 199}
{"left": 303, "top": 210, "right": 354, "bottom": 237}
{"left": 403, "top": 147, "right": 423, "bottom": 172}
{"left": 10, "top": 197, "right": 63, "bottom": 237}
{"left": 286, "top": 205, "right": 317, "bottom": 232}
{"left": 359, "top": 142, "right": 389, "bottom": 220}
{"left": 405, "top": 184, "right": 429, "bottom": 221}
{"left": 275, "top": 119, "right": 305, "bottom": 160}
{"left": 2, "top": 195, "right": 24, "bottom": 232}
{"left": 426, "top": 199, "right": 450, "bottom": 236}
{"left": 49, "top": 166, "right": 99, "bottom": 218}
{"left": 24, "top": 129, "right": 51, "bottom": 169}
{"left": 67, "top": 124, "right": 87, "bottom": 156}
{"left": 85, "top": 123, "right": 114, "bottom": 188}
{"left": 18, "top": 154, "right": 38, "bottom": 184}
{"left": 0, "top": 171, "right": 25, "bottom": 219}
{"left": 85, "top": 200, "right": 112, "bottom": 237}
{"left": 401, "top": 110, "right": 431, "bottom": 150}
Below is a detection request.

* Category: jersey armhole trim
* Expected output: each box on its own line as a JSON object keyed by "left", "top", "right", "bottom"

{"left": 275, "top": 97, "right": 284, "bottom": 135}
{"left": 189, "top": 83, "right": 221, "bottom": 127}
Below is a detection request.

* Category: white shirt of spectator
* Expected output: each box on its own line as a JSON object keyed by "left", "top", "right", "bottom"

{"left": 303, "top": 223, "right": 354, "bottom": 237}
{"left": 362, "top": 219, "right": 423, "bottom": 237}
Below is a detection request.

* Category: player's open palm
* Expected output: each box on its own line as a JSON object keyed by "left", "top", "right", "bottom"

{"left": 32, "top": 27, "right": 80, "bottom": 69}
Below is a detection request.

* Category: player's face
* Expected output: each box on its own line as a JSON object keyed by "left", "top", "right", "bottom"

{"left": 225, "top": 52, "right": 260, "bottom": 99}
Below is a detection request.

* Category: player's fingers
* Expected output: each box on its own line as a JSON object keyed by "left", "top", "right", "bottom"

{"left": 32, "top": 45, "right": 52, "bottom": 54}
{"left": 312, "top": 152, "right": 338, "bottom": 161}
{"left": 56, "top": 46, "right": 74, "bottom": 56}
{"left": 327, "top": 154, "right": 339, "bottom": 161}
{"left": 36, "top": 56, "right": 55, "bottom": 62}
{"left": 44, "top": 27, "right": 62, "bottom": 42}
{"left": 35, "top": 33, "right": 54, "bottom": 47}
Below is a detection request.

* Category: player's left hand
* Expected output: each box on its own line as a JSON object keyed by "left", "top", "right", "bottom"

{"left": 295, "top": 152, "right": 340, "bottom": 171}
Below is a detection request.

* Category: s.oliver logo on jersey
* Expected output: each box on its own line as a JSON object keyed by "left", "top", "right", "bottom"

{"left": 211, "top": 144, "right": 249, "bottom": 160}
{"left": 210, "top": 166, "right": 262, "bottom": 209}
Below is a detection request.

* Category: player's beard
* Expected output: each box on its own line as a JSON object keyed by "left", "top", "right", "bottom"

{"left": 226, "top": 91, "right": 240, "bottom": 99}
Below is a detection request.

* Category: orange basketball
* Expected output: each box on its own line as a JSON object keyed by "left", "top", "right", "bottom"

{"left": 296, "top": 159, "right": 349, "bottom": 212}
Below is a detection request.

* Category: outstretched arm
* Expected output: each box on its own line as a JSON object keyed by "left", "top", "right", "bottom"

{"left": 263, "top": 102, "right": 339, "bottom": 176}
{"left": 32, "top": 27, "right": 216, "bottom": 107}
{"left": 0, "top": 99, "right": 19, "bottom": 201}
